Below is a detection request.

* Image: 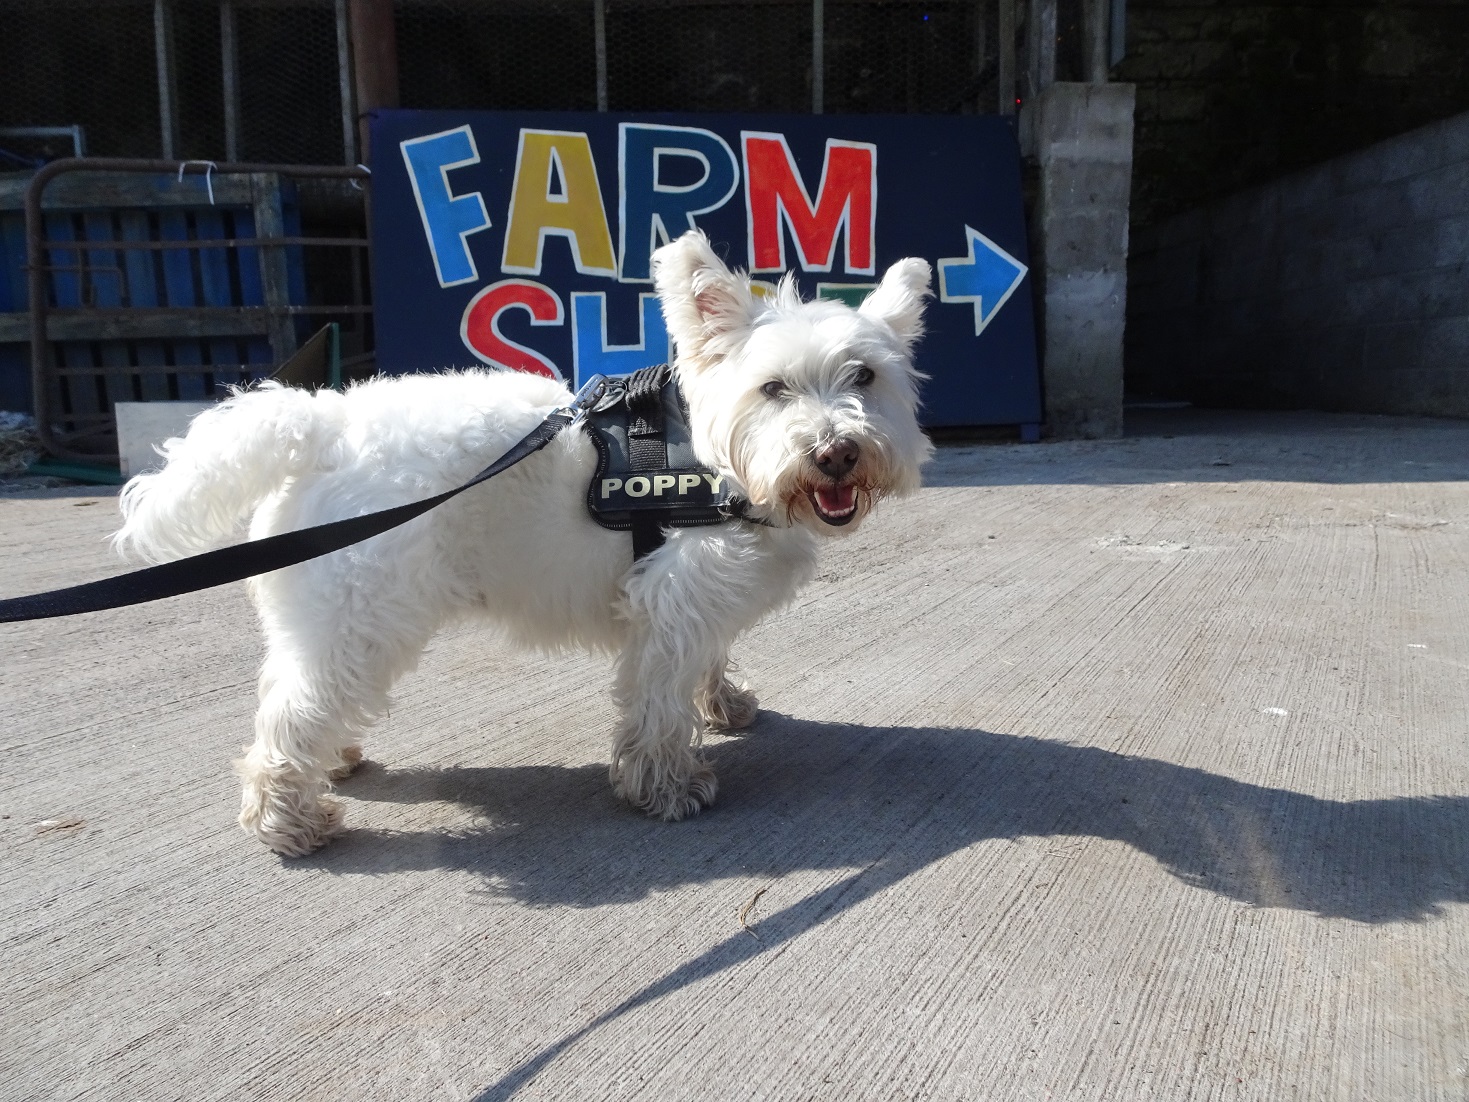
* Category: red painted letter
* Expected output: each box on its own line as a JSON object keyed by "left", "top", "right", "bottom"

{"left": 742, "top": 133, "right": 876, "bottom": 275}
{"left": 460, "top": 279, "right": 565, "bottom": 379}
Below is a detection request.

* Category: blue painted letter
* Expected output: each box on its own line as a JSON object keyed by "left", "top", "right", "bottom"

{"left": 618, "top": 124, "right": 739, "bottom": 282}
{"left": 401, "top": 125, "right": 492, "bottom": 288}
{"left": 572, "top": 292, "right": 670, "bottom": 385}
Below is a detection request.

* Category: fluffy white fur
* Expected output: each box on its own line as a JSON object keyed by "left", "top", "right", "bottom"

{"left": 114, "top": 231, "right": 933, "bottom": 856}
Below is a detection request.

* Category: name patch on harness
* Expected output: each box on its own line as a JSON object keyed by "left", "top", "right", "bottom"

{"left": 582, "top": 365, "right": 737, "bottom": 535}
{"left": 597, "top": 470, "right": 728, "bottom": 511}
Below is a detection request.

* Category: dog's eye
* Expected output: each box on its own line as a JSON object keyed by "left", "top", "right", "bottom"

{"left": 853, "top": 366, "right": 875, "bottom": 387}
{"left": 761, "top": 380, "right": 786, "bottom": 400}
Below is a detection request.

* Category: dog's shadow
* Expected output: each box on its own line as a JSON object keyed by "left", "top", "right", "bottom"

{"left": 310, "top": 713, "right": 1466, "bottom": 925}
{"left": 304, "top": 714, "right": 1467, "bottom": 1101}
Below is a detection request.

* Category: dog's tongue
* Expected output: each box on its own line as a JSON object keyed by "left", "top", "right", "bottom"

{"left": 816, "top": 485, "right": 856, "bottom": 514}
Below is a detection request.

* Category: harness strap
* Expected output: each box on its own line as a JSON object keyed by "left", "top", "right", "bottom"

{"left": 0, "top": 408, "right": 577, "bottom": 624}
{"left": 624, "top": 363, "right": 674, "bottom": 561}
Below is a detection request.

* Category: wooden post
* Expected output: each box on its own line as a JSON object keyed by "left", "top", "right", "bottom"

{"left": 250, "top": 173, "right": 299, "bottom": 366}
{"left": 348, "top": 0, "right": 399, "bottom": 164}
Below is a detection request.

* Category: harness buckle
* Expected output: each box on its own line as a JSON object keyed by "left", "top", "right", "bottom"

{"left": 566, "top": 374, "right": 611, "bottom": 420}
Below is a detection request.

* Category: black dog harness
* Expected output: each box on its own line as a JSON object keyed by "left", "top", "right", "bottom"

{"left": 584, "top": 363, "right": 765, "bottom": 560}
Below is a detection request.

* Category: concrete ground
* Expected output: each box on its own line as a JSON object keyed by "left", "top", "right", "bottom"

{"left": 2, "top": 409, "right": 1467, "bottom": 1102}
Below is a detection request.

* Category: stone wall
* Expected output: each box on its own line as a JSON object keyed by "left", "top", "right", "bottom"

{"left": 1117, "top": 1, "right": 1469, "bottom": 228}
{"left": 1126, "top": 110, "right": 1469, "bottom": 417}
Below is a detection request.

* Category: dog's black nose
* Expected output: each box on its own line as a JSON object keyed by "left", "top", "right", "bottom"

{"left": 814, "top": 439, "right": 859, "bottom": 478}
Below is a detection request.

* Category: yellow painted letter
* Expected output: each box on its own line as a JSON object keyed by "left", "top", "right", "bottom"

{"left": 502, "top": 130, "right": 616, "bottom": 277}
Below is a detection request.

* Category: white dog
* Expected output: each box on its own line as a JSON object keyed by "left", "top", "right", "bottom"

{"left": 114, "top": 231, "right": 933, "bottom": 856}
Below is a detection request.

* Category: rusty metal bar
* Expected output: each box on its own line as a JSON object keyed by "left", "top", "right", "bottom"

{"left": 812, "top": 0, "right": 824, "bottom": 115}
{"left": 1083, "top": 0, "right": 1109, "bottom": 82}
{"left": 999, "top": 0, "right": 1016, "bottom": 114}
{"left": 335, "top": 0, "right": 358, "bottom": 165}
{"left": 25, "top": 158, "right": 371, "bottom": 462}
{"left": 221, "top": 0, "right": 241, "bottom": 161}
{"left": 35, "top": 237, "right": 371, "bottom": 252}
{"left": 348, "top": 0, "right": 399, "bottom": 163}
{"left": 52, "top": 362, "right": 313, "bottom": 378}
{"left": 594, "top": 0, "right": 608, "bottom": 112}
{"left": 153, "top": 0, "right": 180, "bottom": 159}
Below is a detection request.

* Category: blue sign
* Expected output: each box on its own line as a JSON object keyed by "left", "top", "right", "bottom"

{"left": 370, "top": 109, "right": 1040, "bottom": 428}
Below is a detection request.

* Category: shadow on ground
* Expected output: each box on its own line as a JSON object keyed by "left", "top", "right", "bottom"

{"left": 303, "top": 713, "right": 1466, "bottom": 1098}
{"left": 316, "top": 714, "right": 1466, "bottom": 924}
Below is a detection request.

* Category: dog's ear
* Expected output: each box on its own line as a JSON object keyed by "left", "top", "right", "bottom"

{"left": 860, "top": 258, "right": 932, "bottom": 353}
{"left": 652, "top": 230, "right": 761, "bottom": 368}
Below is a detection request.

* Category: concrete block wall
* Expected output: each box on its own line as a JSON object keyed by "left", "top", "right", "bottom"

{"left": 1127, "top": 109, "right": 1469, "bottom": 417}
{"left": 1026, "top": 82, "right": 1137, "bottom": 440}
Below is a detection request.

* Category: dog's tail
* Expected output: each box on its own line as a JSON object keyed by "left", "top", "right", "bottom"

{"left": 114, "top": 382, "right": 346, "bottom": 563}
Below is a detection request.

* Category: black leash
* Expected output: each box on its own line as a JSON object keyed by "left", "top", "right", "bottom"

{"left": 0, "top": 377, "right": 611, "bottom": 625}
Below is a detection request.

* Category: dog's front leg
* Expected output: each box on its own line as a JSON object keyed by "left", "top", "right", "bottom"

{"left": 696, "top": 662, "right": 759, "bottom": 731}
{"left": 608, "top": 526, "right": 793, "bottom": 819}
{"left": 610, "top": 617, "right": 718, "bottom": 820}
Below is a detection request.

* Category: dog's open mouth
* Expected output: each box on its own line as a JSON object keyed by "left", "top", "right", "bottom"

{"left": 809, "top": 484, "right": 858, "bottom": 526}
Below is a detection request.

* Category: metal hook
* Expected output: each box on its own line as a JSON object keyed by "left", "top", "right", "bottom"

{"left": 350, "top": 163, "right": 370, "bottom": 191}
{"left": 177, "top": 159, "right": 218, "bottom": 205}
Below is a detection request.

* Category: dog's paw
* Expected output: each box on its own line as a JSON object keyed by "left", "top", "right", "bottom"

{"left": 702, "top": 680, "right": 759, "bottom": 730}
{"left": 328, "top": 744, "right": 365, "bottom": 781}
{"left": 659, "top": 763, "right": 718, "bottom": 821}
{"left": 239, "top": 788, "right": 346, "bottom": 857}
{"left": 615, "top": 760, "right": 718, "bottom": 822}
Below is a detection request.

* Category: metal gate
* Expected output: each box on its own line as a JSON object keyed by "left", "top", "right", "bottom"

{"left": 0, "top": 159, "right": 369, "bottom": 461}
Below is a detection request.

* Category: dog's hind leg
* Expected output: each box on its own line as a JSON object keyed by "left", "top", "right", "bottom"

{"left": 236, "top": 656, "right": 373, "bottom": 856}
{"left": 235, "top": 603, "right": 429, "bottom": 855}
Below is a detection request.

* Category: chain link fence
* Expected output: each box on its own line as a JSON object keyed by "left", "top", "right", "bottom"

{"left": 2, "top": 0, "right": 1016, "bottom": 171}
{"left": 604, "top": 1, "right": 811, "bottom": 113}
{"left": 396, "top": 0, "right": 598, "bottom": 112}
{"left": 231, "top": 0, "right": 347, "bottom": 163}
{"left": 0, "top": 0, "right": 161, "bottom": 163}
{"left": 0, "top": 0, "right": 347, "bottom": 166}
{"left": 827, "top": 2, "right": 992, "bottom": 115}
